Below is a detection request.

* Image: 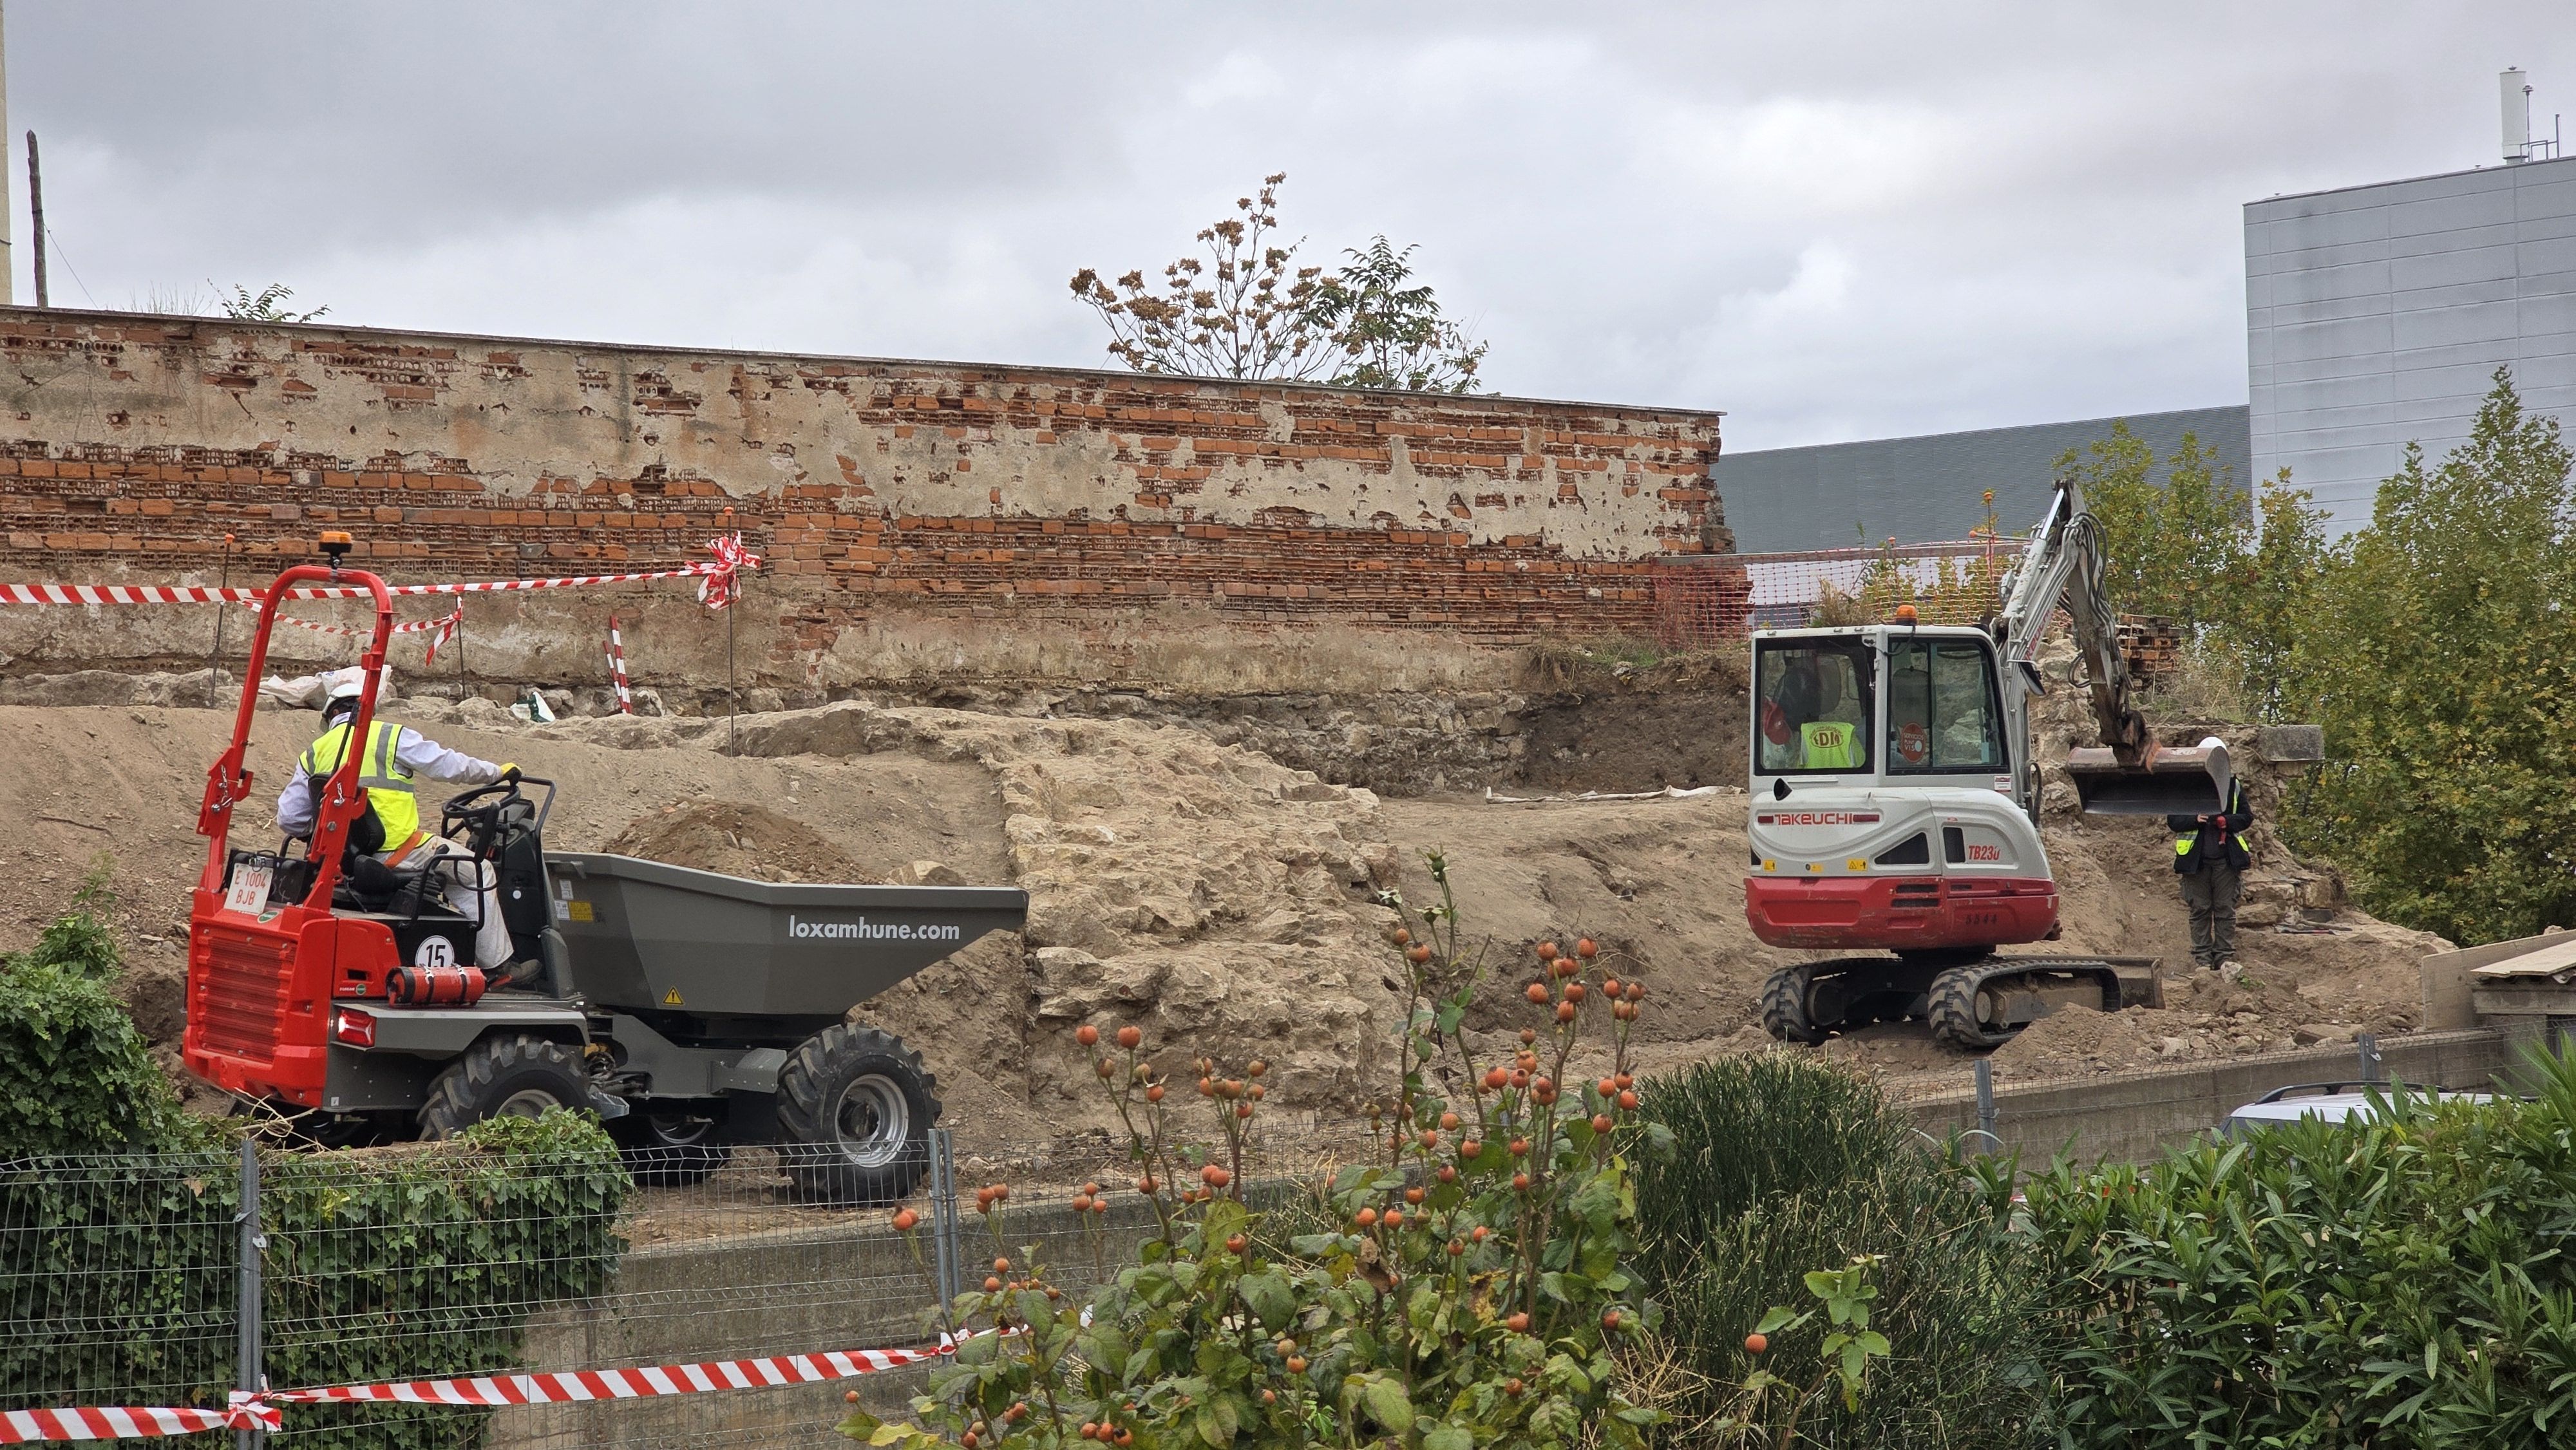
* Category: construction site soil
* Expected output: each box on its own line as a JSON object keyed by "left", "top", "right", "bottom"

{"left": 0, "top": 666, "right": 2441, "bottom": 1165}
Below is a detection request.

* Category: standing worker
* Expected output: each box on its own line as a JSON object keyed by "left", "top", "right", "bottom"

{"left": 274, "top": 669, "right": 520, "bottom": 972}
{"left": 2167, "top": 777, "right": 2253, "bottom": 971}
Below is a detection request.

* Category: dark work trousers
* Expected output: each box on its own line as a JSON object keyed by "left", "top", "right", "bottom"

{"left": 2181, "top": 860, "right": 2244, "bottom": 968}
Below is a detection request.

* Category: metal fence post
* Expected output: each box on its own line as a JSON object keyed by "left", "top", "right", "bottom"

{"left": 1974, "top": 1057, "right": 1998, "bottom": 1151}
{"left": 927, "top": 1127, "right": 961, "bottom": 1341}
{"left": 2358, "top": 1031, "right": 2383, "bottom": 1085}
{"left": 234, "top": 1138, "right": 265, "bottom": 1450}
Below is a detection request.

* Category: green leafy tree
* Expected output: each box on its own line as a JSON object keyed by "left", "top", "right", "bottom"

{"left": 1305, "top": 238, "right": 1487, "bottom": 393}
{"left": 2053, "top": 423, "right": 2250, "bottom": 633}
{"left": 2288, "top": 369, "right": 2576, "bottom": 943}
{"left": 220, "top": 282, "right": 328, "bottom": 323}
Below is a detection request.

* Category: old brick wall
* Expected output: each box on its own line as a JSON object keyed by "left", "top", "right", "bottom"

{"left": 0, "top": 309, "right": 1726, "bottom": 689}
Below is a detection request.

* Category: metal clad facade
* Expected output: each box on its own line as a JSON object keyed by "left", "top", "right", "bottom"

{"left": 1712, "top": 406, "right": 2251, "bottom": 552}
{"left": 2246, "top": 153, "right": 2576, "bottom": 532}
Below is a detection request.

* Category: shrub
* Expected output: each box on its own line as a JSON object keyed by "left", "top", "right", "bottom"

{"left": 0, "top": 1111, "right": 629, "bottom": 1449}
{"left": 850, "top": 856, "right": 1669, "bottom": 1449}
{"left": 1636, "top": 1053, "right": 2050, "bottom": 1447}
{"left": 2021, "top": 1044, "right": 2576, "bottom": 1448}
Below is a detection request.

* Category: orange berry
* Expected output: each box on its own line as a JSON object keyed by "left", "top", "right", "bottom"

{"left": 1513, "top": 1172, "right": 1531, "bottom": 1191}
{"left": 1557, "top": 1002, "right": 1578, "bottom": 1023}
{"left": 1506, "top": 1377, "right": 1525, "bottom": 1396}
{"left": 846, "top": 1390, "right": 860, "bottom": 1404}
{"left": 891, "top": 1207, "right": 919, "bottom": 1231}
{"left": 1483, "top": 1067, "right": 1508, "bottom": 1091}
{"left": 1507, "top": 1312, "right": 1530, "bottom": 1333}
{"left": 1084, "top": 1181, "right": 1101, "bottom": 1195}
{"left": 1471, "top": 1225, "right": 1489, "bottom": 1241}
{"left": 1745, "top": 1332, "right": 1768, "bottom": 1355}
{"left": 1460, "top": 1138, "right": 1482, "bottom": 1158}
{"left": 992, "top": 1184, "right": 1010, "bottom": 1202}
{"left": 1615, "top": 1072, "right": 1634, "bottom": 1090}
{"left": 1626, "top": 982, "right": 1645, "bottom": 1002}
{"left": 1564, "top": 983, "right": 1586, "bottom": 1003}
{"left": 1603, "top": 1309, "right": 1624, "bottom": 1331}
{"left": 1137, "top": 1175, "right": 1157, "bottom": 1193}
{"left": 984, "top": 1276, "right": 1002, "bottom": 1291}
{"left": 1356, "top": 1207, "right": 1379, "bottom": 1227}
{"left": 1437, "top": 1165, "right": 1457, "bottom": 1183}
{"left": 1393, "top": 927, "right": 1412, "bottom": 946}
{"left": 994, "top": 1256, "right": 1011, "bottom": 1272}
{"left": 1226, "top": 1233, "right": 1247, "bottom": 1253}
{"left": 1533, "top": 1078, "right": 1558, "bottom": 1104}
{"left": 962, "top": 1434, "right": 979, "bottom": 1449}
{"left": 1525, "top": 981, "right": 1550, "bottom": 1004}
{"left": 1248, "top": 1060, "right": 1267, "bottom": 1077}
{"left": 1602, "top": 977, "right": 1622, "bottom": 996}
{"left": 1117, "top": 1025, "right": 1142, "bottom": 1050}
{"left": 1408, "top": 944, "right": 1432, "bottom": 964}
{"left": 1419, "top": 1129, "right": 1439, "bottom": 1149}
{"left": 1081, "top": 1424, "right": 1100, "bottom": 1441}
{"left": 1147, "top": 1083, "right": 1166, "bottom": 1102}
{"left": 1553, "top": 957, "right": 1580, "bottom": 980}
{"left": 1593, "top": 1113, "right": 1615, "bottom": 1133}
{"left": 1448, "top": 1238, "right": 1466, "bottom": 1256}
{"left": 1238, "top": 1102, "right": 1255, "bottom": 1118}
{"left": 1097, "top": 1059, "right": 1117, "bottom": 1078}
{"left": 1383, "top": 1209, "right": 1404, "bottom": 1229}
{"left": 1076, "top": 1024, "right": 1101, "bottom": 1047}
{"left": 1519, "top": 1028, "right": 1539, "bottom": 1045}
{"left": 1440, "top": 1111, "right": 1461, "bottom": 1131}
{"left": 1405, "top": 1186, "right": 1425, "bottom": 1205}
{"left": 1509, "top": 1138, "right": 1529, "bottom": 1156}
{"left": 1598, "top": 1077, "right": 1619, "bottom": 1097}
{"left": 1202, "top": 1164, "right": 1231, "bottom": 1189}
{"left": 1286, "top": 1355, "right": 1307, "bottom": 1374}
{"left": 1619, "top": 1089, "right": 1640, "bottom": 1111}
{"left": 1577, "top": 937, "right": 1597, "bottom": 959}
{"left": 1510, "top": 1068, "right": 1530, "bottom": 1088}
{"left": 1262, "top": 1389, "right": 1276, "bottom": 1405}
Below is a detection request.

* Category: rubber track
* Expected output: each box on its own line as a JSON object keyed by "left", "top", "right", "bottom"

{"left": 1759, "top": 965, "right": 1828, "bottom": 1044}
{"left": 1927, "top": 957, "right": 2123, "bottom": 1051}
{"left": 775, "top": 1024, "right": 942, "bottom": 1178}
{"left": 418, "top": 1035, "right": 584, "bottom": 1139}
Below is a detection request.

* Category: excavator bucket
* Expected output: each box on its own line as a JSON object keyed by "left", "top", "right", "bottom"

{"left": 2065, "top": 735, "right": 2231, "bottom": 816}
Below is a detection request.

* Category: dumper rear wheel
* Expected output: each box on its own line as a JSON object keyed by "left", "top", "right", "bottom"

{"left": 777, "top": 1025, "right": 938, "bottom": 1205}
{"left": 419, "top": 1034, "right": 587, "bottom": 1140}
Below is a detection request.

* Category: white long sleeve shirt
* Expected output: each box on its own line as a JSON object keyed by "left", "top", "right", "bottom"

{"left": 274, "top": 723, "right": 504, "bottom": 836}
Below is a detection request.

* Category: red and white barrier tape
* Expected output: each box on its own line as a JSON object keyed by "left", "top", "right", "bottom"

{"left": 697, "top": 533, "right": 759, "bottom": 610}
{"left": 0, "top": 1341, "right": 948, "bottom": 1442}
{"left": 244, "top": 600, "right": 460, "bottom": 644}
{"left": 0, "top": 563, "right": 719, "bottom": 608}
{"left": 605, "top": 614, "right": 632, "bottom": 713}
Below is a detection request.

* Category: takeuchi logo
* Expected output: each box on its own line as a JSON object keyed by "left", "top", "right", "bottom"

{"left": 788, "top": 915, "right": 961, "bottom": 942}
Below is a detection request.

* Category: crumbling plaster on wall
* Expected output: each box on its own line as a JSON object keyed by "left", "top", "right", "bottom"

{"left": 0, "top": 312, "right": 1717, "bottom": 560}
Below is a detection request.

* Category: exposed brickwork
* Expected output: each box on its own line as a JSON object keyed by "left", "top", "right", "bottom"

{"left": 0, "top": 310, "right": 1725, "bottom": 679}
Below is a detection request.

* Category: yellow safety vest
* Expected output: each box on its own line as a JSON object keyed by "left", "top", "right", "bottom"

{"left": 301, "top": 719, "right": 422, "bottom": 854}
{"left": 1801, "top": 720, "right": 1862, "bottom": 769}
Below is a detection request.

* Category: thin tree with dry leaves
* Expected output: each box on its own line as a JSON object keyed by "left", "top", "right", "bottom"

{"left": 1070, "top": 173, "right": 1331, "bottom": 382}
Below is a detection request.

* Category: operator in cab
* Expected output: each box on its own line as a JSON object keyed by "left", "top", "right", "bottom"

{"left": 2167, "top": 778, "right": 2253, "bottom": 972}
{"left": 274, "top": 668, "right": 518, "bottom": 972}
{"left": 1758, "top": 650, "right": 1869, "bottom": 772}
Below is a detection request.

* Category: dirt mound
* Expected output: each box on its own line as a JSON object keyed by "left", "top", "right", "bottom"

{"left": 603, "top": 802, "right": 865, "bottom": 883}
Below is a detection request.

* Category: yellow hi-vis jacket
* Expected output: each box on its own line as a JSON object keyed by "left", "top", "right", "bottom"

{"left": 1801, "top": 719, "right": 1863, "bottom": 769}
{"left": 301, "top": 719, "right": 423, "bottom": 856}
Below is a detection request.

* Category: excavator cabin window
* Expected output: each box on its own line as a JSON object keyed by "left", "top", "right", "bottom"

{"left": 1885, "top": 637, "right": 2005, "bottom": 774}
{"left": 1755, "top": 641, "right": 1875, "bottom": 774}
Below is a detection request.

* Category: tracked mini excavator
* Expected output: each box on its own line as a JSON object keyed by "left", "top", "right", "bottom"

{"left": 1751, "top": 478, "right": 2230, "bottom": 1050}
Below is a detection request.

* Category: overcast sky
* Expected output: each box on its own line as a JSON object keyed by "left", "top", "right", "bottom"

{"left": 7, "top": 3, "right": 2571, "bottom": 450}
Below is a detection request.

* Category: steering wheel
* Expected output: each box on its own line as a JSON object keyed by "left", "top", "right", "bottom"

{"left": 440, "top": 775, "right": 524, "bottom": 856}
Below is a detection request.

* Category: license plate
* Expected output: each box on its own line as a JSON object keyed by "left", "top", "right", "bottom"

{"left": 224, "top": 864, "right": 273, "bottom": 918}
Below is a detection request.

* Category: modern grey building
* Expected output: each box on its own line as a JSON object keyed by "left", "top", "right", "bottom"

{"left": 2245, "top": 152, "right": 2576, "bottom": 531}
{"left": 1712, "top": 406, "right": 2251, "bottom": 553}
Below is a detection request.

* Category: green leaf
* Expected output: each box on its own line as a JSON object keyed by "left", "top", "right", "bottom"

{"left": 1363, "top": 1375, "right": 1415, "bottom": 1433}
{"left": 1425, "top": 1423, "right": 1473, "bottom": 1450}
{"left": 1194, "top": 1397, "right": 1238, "bottom": 1447}
{"left": 1239, "top": 1268, "right": 1296, "bottom": 1330}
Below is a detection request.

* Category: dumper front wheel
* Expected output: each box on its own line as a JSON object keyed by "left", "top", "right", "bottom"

{"left": 776, "top": 1025, "right": 939, "bottom": 1205}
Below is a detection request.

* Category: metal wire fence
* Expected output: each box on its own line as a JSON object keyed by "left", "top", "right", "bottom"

{"left": 0, "top": 1123, "right": 1379, "bottom": 1450}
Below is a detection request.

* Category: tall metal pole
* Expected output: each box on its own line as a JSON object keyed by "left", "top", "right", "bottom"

{"left": 23, "top": 128, "right": 41, "bottom": 307}
{"left": 0, "top": 0, "right": 15, "bottom": 306}
{"left": 927, "top": 1127, "right": 960, "bottom": 1346}
{"left": 234, "top": 1138, "right": 265, "bottom": 1450}
{"left": 207, "top": 532, "right": 235, "bottom": 708}
{"left": 1973, "top": 1057, "right": 1998, "bottom": 1151}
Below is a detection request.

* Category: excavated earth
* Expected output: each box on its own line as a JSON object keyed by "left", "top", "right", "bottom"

{"left": 0, "top": 659, "right": 2443, "bottom": 1158}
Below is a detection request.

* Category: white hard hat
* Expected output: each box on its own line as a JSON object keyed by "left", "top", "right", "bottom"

{"left": 321, "top": 665, "right": 390, "bottom": 704}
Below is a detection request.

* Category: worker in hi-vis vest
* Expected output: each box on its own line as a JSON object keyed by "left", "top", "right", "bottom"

{"left": 1800, "top": 662, "right": 1866, "bottom": 770}
{"left": 274, "top": 670, "right": 518, "bottom": 970}
{"left": 2166, "top": 778, "right": 2253, "bottom": 970}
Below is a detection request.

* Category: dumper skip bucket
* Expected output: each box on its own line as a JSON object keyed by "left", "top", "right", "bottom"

{"left": 542, "top": 852, "right": 1028, "bottom": 1019}
{"left": 2065, "top": 735, "right": 2231, "bottom": 817}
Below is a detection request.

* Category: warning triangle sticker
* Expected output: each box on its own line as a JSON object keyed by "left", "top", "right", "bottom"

{"left": 662, "top": 987, "right": 684, "bottom": 1006}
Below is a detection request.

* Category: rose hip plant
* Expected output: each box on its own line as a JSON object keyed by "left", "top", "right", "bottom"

{"left": 844, "top": 852, "right": 1670, "bottom": 1449}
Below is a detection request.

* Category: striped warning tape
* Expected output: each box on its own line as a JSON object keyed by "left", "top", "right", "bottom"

{"left": 0, "top": 1341, "right": 949, "bottom": 1442}
{"left": 606, "top": 613, "right": 632, "bottom": 713}
{"left": 0, "top": 562, "right": 722, "bottom": 607}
